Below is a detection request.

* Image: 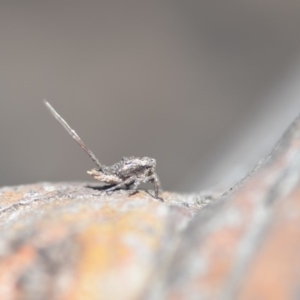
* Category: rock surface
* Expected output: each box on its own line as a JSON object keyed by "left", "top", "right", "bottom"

{"left": 1, "top": 114, "right": 300, "bottom": 300}
{"left": 0, "top": 184, "right": 218, "bottom": 300}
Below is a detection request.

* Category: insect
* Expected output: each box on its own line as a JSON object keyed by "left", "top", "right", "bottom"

{"left": 44, "top": 100, "right": 162, "bottom": 199}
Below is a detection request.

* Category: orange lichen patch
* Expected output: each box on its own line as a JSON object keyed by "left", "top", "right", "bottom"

{"left": 172, "top": 177, "right": 275, "bottom": 298}
{"left": 0, "top": 245, "right": 36, "bottom": 300}
{"left": 197, "top": 227, "right": 244, "bottom": 287}
{"left": 32, "top": 224, "right": 69, "bottom": 248}
{"left": 64, "top": 201, "right": 166, "bottom": 300}
{"left": 0, "top": 191, "right": 25, "bottom": 206}
{"left": 237, "top": 184, "right": 300, "bottom": 300}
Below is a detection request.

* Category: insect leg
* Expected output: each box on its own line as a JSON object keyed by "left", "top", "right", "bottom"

{"left": 127, "top": 178, "right": 144, "bottom": 196}
{"left": 145, "top": 173, "right": 161, "bottom": 199}
{"left": 105, "top": 176, "right": 136, "bottom": 193}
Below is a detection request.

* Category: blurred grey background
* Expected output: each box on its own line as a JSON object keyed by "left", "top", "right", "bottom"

{"left": 1, "top": 1, "right": 300, "bottom": 192}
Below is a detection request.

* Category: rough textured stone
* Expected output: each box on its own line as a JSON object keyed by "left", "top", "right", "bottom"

{"left": 2, "top": 114, "right": 300, "bottom": 299}
{"left": 0, "top": 183, "right": 218, "bottom": 300}
{"left": 147, "top": 115, "right": 300, "bottom": 300}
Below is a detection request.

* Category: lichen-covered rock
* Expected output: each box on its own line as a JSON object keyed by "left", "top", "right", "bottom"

{"left": 0, "top": 184, "right": 216, "bottom": 300}
{"left": 148, "top": 115, "right": 300, "bottom": 300}
{"left": 2, "top": 114, "right": 300, "bottom": 300}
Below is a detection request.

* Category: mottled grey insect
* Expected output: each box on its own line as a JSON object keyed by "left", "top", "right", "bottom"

{"left": 44, "top": 101, "right": 162, "bottom": 199}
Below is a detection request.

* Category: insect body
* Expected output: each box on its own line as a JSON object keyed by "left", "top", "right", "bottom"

{"left": 44, "top": 101, "right": 162, "bottom": 199}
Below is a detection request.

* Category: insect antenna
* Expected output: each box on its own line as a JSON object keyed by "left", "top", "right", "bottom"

{"left": 44, "top": 100, "right": 103, "bottom": 170}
